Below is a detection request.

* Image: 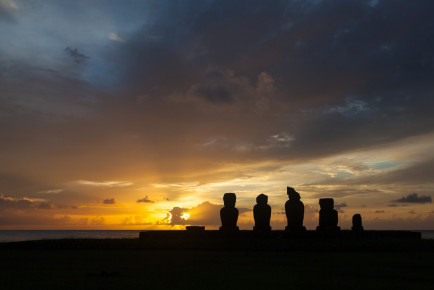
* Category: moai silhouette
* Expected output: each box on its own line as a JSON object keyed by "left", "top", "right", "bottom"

{"left": 316, "top": 198, "right": 340, "bottom": 232}
{"left": 285, "top": 187, "right": 306, "bottom": 231}
{"left": 352, "top": 214, "right": 364, "bottom": 231}
{"left": 219, "top": 193, "right": 239, "bottom": 231}
{"left": 253, "top": 194, "right": 271, "bottom": 232}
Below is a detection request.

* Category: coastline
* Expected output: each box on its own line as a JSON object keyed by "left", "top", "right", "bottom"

{"left": 0, "top": 229, "right": 433, "bottom": 243}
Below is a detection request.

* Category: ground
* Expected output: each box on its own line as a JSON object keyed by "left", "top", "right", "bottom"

{"left": 0, "top": 248, "right": 433, "bottom": 289}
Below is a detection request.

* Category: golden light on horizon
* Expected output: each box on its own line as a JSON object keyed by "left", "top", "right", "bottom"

{"left": 181, "top": 212, "right": 190, "bottom": 220}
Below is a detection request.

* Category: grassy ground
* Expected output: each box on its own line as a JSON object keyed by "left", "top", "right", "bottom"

{"left": 0, "top": 249, "right": 433, "bottom": 289}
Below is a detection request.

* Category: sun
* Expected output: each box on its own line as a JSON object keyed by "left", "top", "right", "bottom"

{"left": 181, "top": 213, "right": 190, "bottom": 220}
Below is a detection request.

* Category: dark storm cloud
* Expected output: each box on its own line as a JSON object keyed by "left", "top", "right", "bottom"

{"left": 106, "top": 0, "right": 434, "bottom": 163}
{"left": 392, "top": 193, "right": 432, "bottom": 204}
{"left": 5, "top": 0, "right": 434, "bottom": 167}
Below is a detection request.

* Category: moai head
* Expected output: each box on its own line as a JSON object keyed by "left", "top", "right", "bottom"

{"left": 287, "top": 187, "right": 300, "bottom": 200}
{"left": 352, "top": 214, "right": 362, "bottom": 226}
{"left": 319, "top": 198, "right": 334, "bottom": 210}
{"left": 256, "top": 193, "right": 268, "bottom": 205}
{"left": 223, "top": 193, "right": 236, "bottom": 208}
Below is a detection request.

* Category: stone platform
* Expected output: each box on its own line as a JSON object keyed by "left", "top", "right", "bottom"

{"left": 139, "top": 230, "right": 421, "bottom": 240}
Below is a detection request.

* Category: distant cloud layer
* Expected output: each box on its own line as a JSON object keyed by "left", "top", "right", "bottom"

{"left": 392, "top": 193, "right": 432, "bottom": 204}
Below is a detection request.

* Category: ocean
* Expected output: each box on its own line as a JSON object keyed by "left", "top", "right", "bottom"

{"left": 0, "top": 230, "right": 433, "bottom": 242}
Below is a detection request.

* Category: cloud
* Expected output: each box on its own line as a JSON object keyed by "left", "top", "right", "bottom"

{"left": 122, "top": 215, "right": 153, "bottom": 225}
{"left": 392, "top": 193, "right": 432, "bottom": 204}
{"left": 335, "top": 202, "right": 348, "bottom": 213}
{"left": 335, "top": 202, "right": 348, "bottom": 209}
{"left": 160, "top": 201, "right": 250, "bottom": 226}
{"left": 137, "top": 196, "right": 154, "bottom": 203}
{"left": 109, "top": 33, "right": 125, "bottom": 42}
{"left": 64, "top": 47, "right": 90, "bottom": 64}
{"left": 76, "top": 180, "right": 133, "bottom": 187}
{"left": 0, "top": 194, "right": 34, "bottom": 209}
{"left": 167, "top": 207, "right": 188, "bottom": 226}
{"left": 38, "top": 189, "right": 64, "bottom": 194}
{"left": 0, "top": 0, "right": 18, "bottom": 23}
{"left": 102, "top": 198, "right": 116, "bottom": 205}
{"left": 38, "top": 202, "right": 55, "bottom": 209}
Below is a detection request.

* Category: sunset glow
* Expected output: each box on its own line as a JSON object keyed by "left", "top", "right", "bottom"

{"left": 0, "top": 0, "right": 433, "bottom": 230}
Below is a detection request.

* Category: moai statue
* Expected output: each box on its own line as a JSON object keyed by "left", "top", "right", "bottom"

{"left": 285, "top": 187, "right": 306, "bottom": 231}
{"left": 352, "top": 214, "right": 364, "bottom": 231}
{"left": 253, "top": 194, "right": 271, "bottom": 232}
{"left": 219, "top": 193, "right": 239, "bottom": 231}
{"left": 316, "top": 198, "right": 340, "bottom": 232}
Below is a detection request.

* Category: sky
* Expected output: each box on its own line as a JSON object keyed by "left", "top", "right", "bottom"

{"left": 1, "top": 0, "right": 433, "bottom": 230}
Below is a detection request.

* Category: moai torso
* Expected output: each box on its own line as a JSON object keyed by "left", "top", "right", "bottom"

{"left": 285, "top": 187, "right": 306, "bottom": 231}
{"left": 220, "top": 193, "right": 239, "bottom": 231}
{"left": 352, "top": 214, "right": 363, "bottom": 231}
{"left": 317, "top": 198, "right": 339, "bottom": 231}
{"left": 254, "top": 194, "right": 271, "bottom": 231}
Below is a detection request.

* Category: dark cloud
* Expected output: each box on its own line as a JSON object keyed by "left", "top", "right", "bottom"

{"left": 343, "top": 159, "right": 434, "bottom": 186}
{"left": 392, "top": 193, "right": 432, "bottom": 204}
{"left": 38, "top": 202, "right": 55, "bottom": 209}
{"left": 102, "top": 198, "right": 116, "bottom": 205}
{"left": 108, "top": 0, "right": 434, "bottom": 164}
{"left": 137, "top": 196, "right": 154, "bottom": 203}
{"left": 64, "top": 47, "right": 90, "bottom": 64}
{"left": 166, "top": 206, "right": 188, "bottom": 226}
{"left": 0, "top": 194, "right": 34, "bottom": 209}
{"left": 335, "top": 202, "right": 348, "bottom": 209}
{"left": 308, "top": 187, "right": 383, "bottom": 199}
{"left": 2, "top": 0, "right": 434, "bottom": 186}
{"left": 335, "top": 202, "right": 348, "bottom": 213}
{"left": 0, "top": 195, "right": 69, "bottom": 212}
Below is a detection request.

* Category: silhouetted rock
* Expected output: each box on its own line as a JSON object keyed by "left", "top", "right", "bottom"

{"left": 285, "top": 187, "right": 306, "bottom": 231}
{"left": 219, "top": 193, "right": 239, "bottom": 232}
{"left": 316, "top": 198, "right": 340, "bottom": 232}
{"left": 253, "top": 194, "right": 271, "bottom": 232}
{"left": 352, "top": 214, "right": 364, "bottom": 231}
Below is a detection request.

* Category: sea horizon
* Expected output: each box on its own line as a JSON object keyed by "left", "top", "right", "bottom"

{"left": 0, "top": 229, "right": 433, "bottom": 242}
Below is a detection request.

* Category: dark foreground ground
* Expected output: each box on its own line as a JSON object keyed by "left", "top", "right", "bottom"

{"left": 0, "top": 237, "right": 433, "bottom": 289}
